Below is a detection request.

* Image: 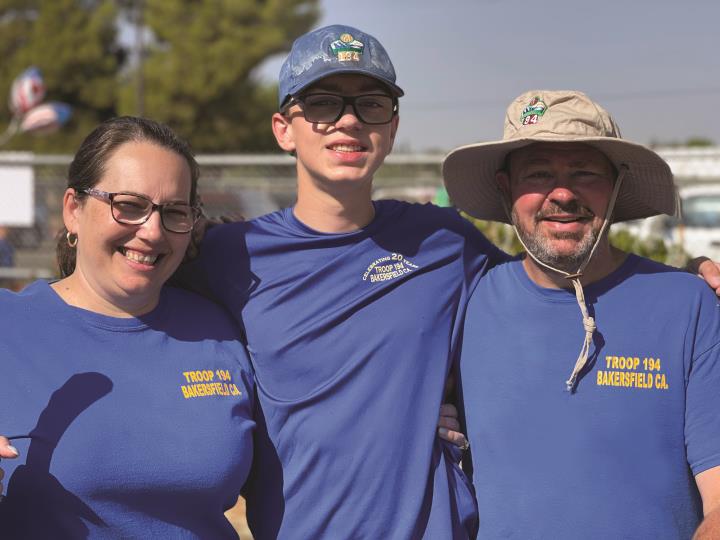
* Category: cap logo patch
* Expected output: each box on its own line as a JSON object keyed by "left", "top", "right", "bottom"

{"left": 330, "top": 33, "right": 364, "bottom": 62}
{"left": 520, "top": 96, "right": 547, "bottom": 125}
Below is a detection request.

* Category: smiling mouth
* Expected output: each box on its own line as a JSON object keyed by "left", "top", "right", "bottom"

{"left": 328, "top": 143, "right": 366, "bottom": 152}
{"left": 119, "top": 247, "right": 162, "bottom": 266}
{"left": 542, "top": 216, "right": 591, "bottom": 224}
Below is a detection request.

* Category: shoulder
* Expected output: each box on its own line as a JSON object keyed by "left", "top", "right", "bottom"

{"left": 605, "top": 256, "right": 720, "bottom": 331}
{"left": 0, "top": 280, "right": 52, "bottom": 314}
{"left": 158, "top": 287, "right": 252, "bottom": 370}
{"left": 622, "top": 255, "right": 714, "bottom": 295}
{"left": 160, "top": 286, "right": 231, "bottom": 316}
{"left": 379, "top": 199, "right": 467, "bottom": 224}
{"left": 159, "top": 286, "right": 243, "bottom": 336}
{"left": 203, "top": 209, "right": 291, "bottom": 247}
{"left": 375, "top": 200, "right": 489, "bottom": 241}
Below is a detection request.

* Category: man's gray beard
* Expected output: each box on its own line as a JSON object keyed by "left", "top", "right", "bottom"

{"left": 511, "top": 207, "right": 600, "bottom": 274}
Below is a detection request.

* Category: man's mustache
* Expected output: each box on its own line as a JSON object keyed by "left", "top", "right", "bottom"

{"left": 535, "top": 202, "right": 595, "bottom": 220}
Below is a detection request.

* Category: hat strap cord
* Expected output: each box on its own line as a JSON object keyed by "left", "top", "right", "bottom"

{"left": 504, "top": 166, "right": 627, "bottom": 392}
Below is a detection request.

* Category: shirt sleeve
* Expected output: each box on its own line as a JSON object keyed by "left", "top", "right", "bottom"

{"left": 170, "top": 223, "right": 235, "bottom": 304}
{"left": 685, "top": 289, "right": 720, "bottom": 476}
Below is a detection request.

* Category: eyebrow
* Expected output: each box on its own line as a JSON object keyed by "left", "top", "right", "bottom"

{"left": 116, "top": 190, "right": 190, "bottom": 204}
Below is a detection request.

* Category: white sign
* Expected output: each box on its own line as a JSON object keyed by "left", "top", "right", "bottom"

{"left": 0, "top": 153, "right": 34, "bottom": 226}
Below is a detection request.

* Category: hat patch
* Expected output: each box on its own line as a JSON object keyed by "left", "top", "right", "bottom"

{"left": 330, "top": 33, "right": 364, "bottom": 62}
{"left": 520, "top": 96, "right": 547, "bottom": 125}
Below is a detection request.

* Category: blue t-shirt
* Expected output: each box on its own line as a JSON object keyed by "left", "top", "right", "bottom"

{"left": 188, "top": 200, "right": 506, "bottom": 539}
{"left": 460, "top": 255, "right": 720, "bottom": 539}
{"left": 0, "top": 281, "right": 255, "bottom": 538}
{"left": 0, "top": 238, "right": 14, "bottom": 267}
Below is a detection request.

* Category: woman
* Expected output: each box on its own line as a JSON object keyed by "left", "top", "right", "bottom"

{"left": 0, "top": 117, "right": 255, "bottom": 537}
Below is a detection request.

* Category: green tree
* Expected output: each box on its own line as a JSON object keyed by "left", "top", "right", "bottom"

{"left": 0, "top": 0, "right": 319, "bottom": 153}
{"left": 0, "top": 0, "right": 120, "bottom": 152}
{"left": 118, "top": 0, "right": 319, "bottom": 152}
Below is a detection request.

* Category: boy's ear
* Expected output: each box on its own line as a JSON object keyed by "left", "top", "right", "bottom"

{"left": 272, "top": 112, "right": 296, "bottom": 153}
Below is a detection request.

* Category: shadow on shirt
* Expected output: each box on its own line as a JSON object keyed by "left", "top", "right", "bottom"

{"left": 0, "top": 372, "right": 112, "bottom": 538}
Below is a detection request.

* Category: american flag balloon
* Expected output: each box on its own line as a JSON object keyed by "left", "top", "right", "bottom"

{"left": 9, "top": 67, "right": 46, "bottom": 116}
{"left": 19, "top": 102, "right": 72, "bottom": 134}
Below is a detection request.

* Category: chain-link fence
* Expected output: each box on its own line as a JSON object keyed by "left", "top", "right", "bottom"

{"left": 2, "top": 148, "right": 720, "bottom": 290}
{"left": 0, "top": 153, "right": 449, "bottom": 289}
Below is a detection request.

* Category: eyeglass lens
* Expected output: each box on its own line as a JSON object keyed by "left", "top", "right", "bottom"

{"left": 301, "top": 94, "right": 394, "bottom": 124}
{"left": 111, "top": 194, "right": 196, "bottom": 233}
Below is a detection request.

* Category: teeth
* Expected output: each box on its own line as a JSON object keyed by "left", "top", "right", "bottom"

{"left": 546, "top": 216, "right": 583, "bottom": 222}
{"left": 330, "top": 144, "right": 363, "bottom": 152}
{"left": 123, "top": 248, "right": 158, "bottom": 265}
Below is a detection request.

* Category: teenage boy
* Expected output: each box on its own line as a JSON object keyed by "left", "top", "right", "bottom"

{"left": 186, "top": 25, "right": 504, "bottom": 539}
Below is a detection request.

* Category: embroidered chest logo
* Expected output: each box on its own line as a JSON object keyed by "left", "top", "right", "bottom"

{"left": 180, "top": 369, "right": 242, "bottom": 399}
{"left": 362, "top": 252, "right": 420, "bottom": 283}
{"left": 596, "top": 355, "right": 670, "bottom": 391}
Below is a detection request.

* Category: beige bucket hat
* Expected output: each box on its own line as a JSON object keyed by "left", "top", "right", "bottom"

{"left": 442, "top": 89, "right": 678, "bottom": 223}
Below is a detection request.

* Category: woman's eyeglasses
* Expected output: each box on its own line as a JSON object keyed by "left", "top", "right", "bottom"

{"left": 79, "top": 188, "right": 200, "bottom": 234}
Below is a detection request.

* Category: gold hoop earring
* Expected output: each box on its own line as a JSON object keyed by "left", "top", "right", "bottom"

{"left": 66, "top": 231, "right": 78, "bottom": 248}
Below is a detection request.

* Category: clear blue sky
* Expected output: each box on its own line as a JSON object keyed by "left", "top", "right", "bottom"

{"left": 259, "top": 0, "right": 719, "bottom": 153}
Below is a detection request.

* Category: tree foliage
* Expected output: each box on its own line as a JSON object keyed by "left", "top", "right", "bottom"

{"left": 123, "top": 0, "right": 318, "bottom": 152}
{"left": 0, "top": 0, "right": 119, "bottom": 152}
{"left": 0, "top": 0, "right": 319, "bottom": 153}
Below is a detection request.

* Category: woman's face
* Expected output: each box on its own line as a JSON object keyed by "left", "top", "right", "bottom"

{"left": 63, "top": 141, "right": 193, "bottom": 315}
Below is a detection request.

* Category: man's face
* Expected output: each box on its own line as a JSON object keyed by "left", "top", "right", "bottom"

{"left": 272, "top": 74, "right": 399, "bottom": 189}
{"left": 498, "top": 142, "right": 616, "bottom": 272}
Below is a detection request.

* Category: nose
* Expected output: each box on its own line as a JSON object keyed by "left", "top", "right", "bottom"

{"left": 334, "top": 103, "right": 362, "bottom": 130}
{"left": 135, "top": 208, "right": 165, "bottom": 241}
{"left": 546, "top": 176, "right": 579, "bottom": 203}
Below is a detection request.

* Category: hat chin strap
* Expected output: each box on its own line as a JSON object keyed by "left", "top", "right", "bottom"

{"left": 505, "top": 166, "right": 627, "bottom": 392}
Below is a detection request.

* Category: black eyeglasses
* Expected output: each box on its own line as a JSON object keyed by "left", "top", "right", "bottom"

{"left": 286, "top": 93, "right": 398, "bottom": 125}
{"left": 79, "top": 188, "right": 200, "bottom": 234}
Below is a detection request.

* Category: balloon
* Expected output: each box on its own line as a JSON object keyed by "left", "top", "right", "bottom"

{"left": 9, "top": 67, "right": 46, "bottom": 116}
{"left": 19, "top": 102, "right": 72, "bottom": 135}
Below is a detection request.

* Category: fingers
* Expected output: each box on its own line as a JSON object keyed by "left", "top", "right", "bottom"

{"left": 437, "top": 427, "right": 469, "bottom": 450}
{"left": 0, "top": 436, "right": 19, "bottom": 459}
{"left": 693, "top": 258, "right": 720, "bottom": 293}
{"left": 439, "top": 403, "right": 458, "bottom": 418}
{"left": 0, "top": 436, "right": 20, "bottom": 495}
{"left": 438, "top": 404, "right": 469, "bottom": 450}
{"left": 218, "top": 214, "right": 244, "bottom": 224}
{"left": 438, "top": 414, "right": 460, "bottom": 432}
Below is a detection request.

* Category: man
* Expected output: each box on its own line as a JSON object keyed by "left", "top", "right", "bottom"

{"left": 443, "top": 90, "right": 720, "bottom": 539}
{"left": 183, "top": 25, "right": 504, "bottom": 538}
{"left": 0, "top": 227, "right": 14, "bottom": 268}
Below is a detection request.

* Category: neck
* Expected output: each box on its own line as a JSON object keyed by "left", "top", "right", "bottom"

{"left": 293, "top": 172, "right": 376, "bottom": 233}
{"left": 51, "top": 273, "right": 159, "bottom": 318}
{"left": 522, "top": 242, "right": 628, "bottom": 289}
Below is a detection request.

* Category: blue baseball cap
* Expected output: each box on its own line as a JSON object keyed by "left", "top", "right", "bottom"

{"left": 278, "top": 24, "right": 404, "bottom": 109}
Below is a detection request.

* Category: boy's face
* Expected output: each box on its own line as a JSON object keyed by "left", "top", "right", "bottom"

{"left": 272, "top": 74, "right": 399, "bottom": 190}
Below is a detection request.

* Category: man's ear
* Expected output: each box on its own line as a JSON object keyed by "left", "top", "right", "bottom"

{"left": 272, "top": 112, "right": 296, "bottom": 153}
{"left": 61, "top": 188, "right": 81, "bottom": 233}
